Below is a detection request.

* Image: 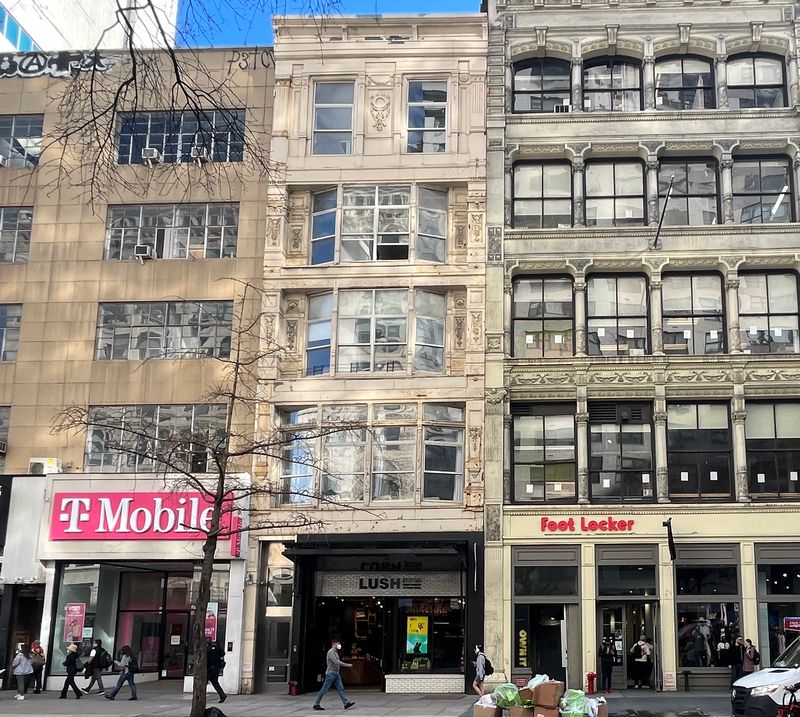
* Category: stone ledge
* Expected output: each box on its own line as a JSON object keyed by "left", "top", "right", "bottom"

{"left": 384, "top": 673, "right": 464, "bottom": 694}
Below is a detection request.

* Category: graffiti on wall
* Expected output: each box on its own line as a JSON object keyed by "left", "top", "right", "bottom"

{"left": 0, "top": 51, "right": 116, "bottom": 79}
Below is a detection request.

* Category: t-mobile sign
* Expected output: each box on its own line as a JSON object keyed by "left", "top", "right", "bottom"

{"left": 50, "top": 492, "right": 232, "bottom": 541}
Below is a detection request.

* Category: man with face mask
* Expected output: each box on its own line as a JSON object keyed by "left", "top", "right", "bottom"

{"left": 313, "top": 639, "right": 355, "bottom": 711}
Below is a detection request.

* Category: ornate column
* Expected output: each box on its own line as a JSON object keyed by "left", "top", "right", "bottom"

{"left": 646, "top": 158, "right": 660, "bottom": 226}
{"left": 572, "top": 158, "right": 585, "bottom": 228}
{"left": 643, "top": 55, "right": 656, "bottom": 110}
{"left": 715, "top": 54, "right": 729, "bottom": 109}
{"left": 720, "top": 157, "right": 735, "bottom": 224}
{"left": 653, "top": 409, "right": 670, "bottom": 503}
{"left": 571, "top": 57, "right": 583, "bottom": 111}
{"left": 793, "top": 157, "right": 800, "bottom": 223}
{"left": 504, "top": 279, "right": 513, "bottom": 359}
{"left": 649, "top": 278, "right": 664, "bottom": 354}
{"left": 576, "top": 410, "right": 590, "bottom": 504}
{"left": 726, "top": 273, "right": 742, "bottom": 353}
{"left": 504, "top": 153, "right": 513, "bottom": 228}
{"left": 732, "top": 400, "right": 750, "bottom": 503}
{"left": 788, "top": 47, "right": 800, "bottom": 107}
{"left": 574, "top": 279, "right": 587, "bottom": 356}
{"left": 503, "top": 413, "right": 513, "bottom": 503}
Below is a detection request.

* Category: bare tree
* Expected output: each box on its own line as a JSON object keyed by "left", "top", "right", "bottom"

{"left": 53, "top": 282, "right": 369, "bottom": 717}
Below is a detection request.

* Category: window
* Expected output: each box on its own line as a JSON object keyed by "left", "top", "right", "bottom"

{"left": 305, "top": 294, "right": 332, "bottom": 376}
{"left": 512, "top": 277, "right": 574, "bottom": 358}
{"left": 727, "top": 54, "right": 786, "bottom": 109}
{"left": 85, "top": 404, "right": 226, "bottom": 473}
{"left": 0, "top": 207, "right": 32, "bottom": 262}
{"left": 277, "top": 402, "right": 465, "bottom": 505}
{"left": 668, "top": 403, "right": 732, "bottom": 499}
{"left": 0, "top": 115, "right": 43, "bottom": 168}
{"left": 745, "top": 402, "right": 800, "bottom": 498}
{"left": 738, "top": 273, "right": 799, "bottom": 354}
{"left": 512, "top": 58, "right": 572, "bottom": 113}
{"left": 587, "top": 276, "right": 648, "bottom": 356}
{"left": 0, "top": 305, "right": 22, "bottom": 361}
{"left": 662, "top": 274, "right": 724, "bottom": 355}
{"left": 512, "top": 406, "right": 576, "bottom": 502}
{"left": 585, "top": 161, "right": 645, "bottom": 227}
{"left": 0, "top": 406, "right": 9, "bottom": 472}
{"left": 96, "top": 301, "right": 233, "bottom": 360}
{"left": 310, "top": 185, "right": 448, "bottom": 264}
{"left": 677, "top": 566, "right": 739, "bottom": 595}
{"left": 677, "top": 602, "right": 740, "bottom": 668}
{"left": 312, "top": 82, "right": 354, "bottom": 155}
{"left": 105, "top": 204, "right": 239, "bottom": 260}
{"left": 598, "top": 566, "right": 656, "bottom": 596}
{"left": 655, "top": 57, "right": 715, "bottom": 110}
{"left": 583, "top": 58, "right": 642, "bottom": 112}
{"left": 589, "top": 402, "right": 654, "bottom": 501}
{"left": 116, "top": 110, "right": 245, "bottom": 165}
{"left": 514, "top": 566, "right": 578, "bottom": 596}
{"left": 407, "top": 80, "right": 447, "bottom": 153}
{"left": 732, "top": 158, "right": 793, "bottom": 224}
{"left": 659, "top": 161, "right": 719, "bottom": 226}
{"left": 513, "top": 163, "right": 572, "bottom": 228}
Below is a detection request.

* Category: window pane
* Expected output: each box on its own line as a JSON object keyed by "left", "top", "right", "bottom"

{"left": 755, "top": 57, "right": 783, "bottom": 85}
{"left": 746, "top": 404, "right": 776, "bottom": 439}
{"left": 615, "top": 163, "right": 643, "bottom": 195}
{"left": 616, "top": 277, "right": 647, "bottom": 315}
{"left": 544, "top": 165, "right": 572, "bottom": 197}
{"left": 515, "top": 165, "right": 543, "bottom": 198}
{"left": 585, "top": 164, "right": 614, "bottom": 196}
{"left": 316, "top": 83, "right": 354, "bottom": 103}
{"left": 514, "top": 566, "right": 578, "bottom": 596}
{"left": 768, "top": 274, "right": 798, "bottom": 312}
{"left": 662, "top": 275, "right": 691, "bottom": 314}
{"left": 598, "top": 566, "right": 656, "bottom": 596}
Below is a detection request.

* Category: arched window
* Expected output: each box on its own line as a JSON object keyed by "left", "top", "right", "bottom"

{"left": 513, "top": 58, "right": 572, "bottom": 113}
{"left": 727, "top": 54, "right": 786, "bottom": 109}
{"left": 655, "top": 56, "right": 715, "bottom": 110}
{"left": 583, "top": 58, "right": 642, "bottom": 111}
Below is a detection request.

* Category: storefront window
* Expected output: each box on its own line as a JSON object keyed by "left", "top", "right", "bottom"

{"left": 759, "top": 565, "right": 800, "bottom": 595}
{"left": 515, "top": 566, "right": 578, "bottom": 596}
{"left": 677, "top": 602, "right": 740, "bottom": 667}
{"left": 757, "top": 561, "right": 800, "bottom": 665}
{"left": 677, "top": 566, "right": 739, "bottom": 595}
{"left": 598, "top": 566, "right": 657, "bottom": 596}
{"left": 120, "top": 573, "right": 163, "bottom": 610}
{"left": 397, "top": 598, "right": 464, "bottom": 674}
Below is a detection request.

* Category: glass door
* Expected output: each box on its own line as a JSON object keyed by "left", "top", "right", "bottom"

{"left": 163, "top": 613, "right": 189, "bottom": 678}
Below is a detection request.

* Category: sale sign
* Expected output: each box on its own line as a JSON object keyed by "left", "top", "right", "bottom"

{"left": 205, "top": 602, "right": 219, "bottom": 641}
{"left": 785, "top": 617, "right": 800, "bottom": 632}
{"left": 63, "top": 603, "right": 85, "bottom": 642}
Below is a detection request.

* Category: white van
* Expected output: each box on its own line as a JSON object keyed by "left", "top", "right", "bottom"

{"left": 732, "top": 636, "right": 800, "bottom": 717}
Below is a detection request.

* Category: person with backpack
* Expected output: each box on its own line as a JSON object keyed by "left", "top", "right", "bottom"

{"left": 598, "top": 635, "right": 617, "bottom": 694}
{"left": 743, "top": 639, "right": 760, "bottom": 676}
{"left": 31, "top": 641, "right": 46, "bottom": 694}
{"left": 11, "top": 643, "right": 34, "bottom": 700}
{"left": 629, "top": 634, "right": 652, "bottom": 688}
{"left": 83, "top": 639, "right": 110, "bottom": 694}
{"left": 59, "top": 644, "right": 82, "bottom": 699}
{"left": 473, "top": 644, "right": 494, "bottom": 696}
{"left": 104, "top": 645, "right": 138, "bottom": 701}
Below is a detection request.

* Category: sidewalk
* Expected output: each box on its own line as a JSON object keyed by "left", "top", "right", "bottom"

{"left": 0, "top": 684, "right": 734, "bottom": 717}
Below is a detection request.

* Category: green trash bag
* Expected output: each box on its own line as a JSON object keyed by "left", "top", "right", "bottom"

{"left": 560, "top": 688, "right": 588, "bottom": 717}
{"left": 494, "top": 683, "right": 521, "bottom": 708}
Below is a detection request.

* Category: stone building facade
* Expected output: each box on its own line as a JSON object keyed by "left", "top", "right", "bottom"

{"left": 484, "top": 0, "right": 800, "bottom": 693}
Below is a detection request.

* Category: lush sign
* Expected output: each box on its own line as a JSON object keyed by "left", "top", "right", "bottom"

{"left": 0, "top": 51, "right": 115, "bottom": 79}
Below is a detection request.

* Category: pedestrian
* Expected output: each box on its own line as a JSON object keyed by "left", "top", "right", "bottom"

{"left": 473, "top": 644, "right": 487, "bottom": 696}
{"left": 104, "top": 645, "right": 138, "bottom": 701}
{"left": 31, "top": 641, "right": 46, "bottom": 694}
{"left": 743, "top": 639, "right": 760, "bottom": 676}
{"left": 59, "top": 644, "right": 82, "bottom": 699}
{"left": 598, "top": 635, "right": 617, "bottom": 694}
{"left": 629, "top": 633, "right": 652, "bottom": 688}
{"left": 313, "top": 638, "right": 356, "bottom": 711}
{"left": 729, "top": 636, "right": 745, "bottom": 685}
{"left": 83, "top": 638, "right": 108, "bottom": 694}
{"left": 206, "top": 640, "right": 227, "bottom": 703}
{"left": 11, "top": 643, "right": 33, "bottom": 700}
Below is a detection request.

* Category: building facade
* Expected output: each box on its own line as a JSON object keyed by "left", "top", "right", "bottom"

{"left": 484, "top": 0, "right": 800, "bottom": 693}
{"left": 248, "top": 15, "right": 487, "bottom": 695}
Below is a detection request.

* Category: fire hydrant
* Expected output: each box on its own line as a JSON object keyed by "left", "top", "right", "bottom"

{"left": 586, "top": 671, "right": 597, "bottom": 695}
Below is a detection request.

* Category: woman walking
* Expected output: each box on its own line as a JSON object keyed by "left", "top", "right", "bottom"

{"left": 31, "top": 641, "right": 46, "bottom": 694}
{"left": 11, "top": 644, "right": 33, "bottom": 700}
{"left": 104, "top": 645, "right": 138, "bottom": 701}
{"left": 59, "top": 644, "right": 82, "bottom": 699}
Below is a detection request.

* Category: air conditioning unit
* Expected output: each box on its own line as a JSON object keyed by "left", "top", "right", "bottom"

{"left": 141, "top": 147, "right": 163, "bottom": 164}
{"left": 0, "top": 441, "right": 7, "bottom": 455}
{"left": 28, "top": 457, "right": 62, "bottom": 475}
{"left": 190, "top": 146, "right": 211, "bottom": 163}
{"left": 0, "top": 156, "right": 7, "bottom": 167}
{"left": 554, "top": 104, "right": 573, "bottom": 113}
{"left": 134, "top": 243, "right": 155, "bottom": 260}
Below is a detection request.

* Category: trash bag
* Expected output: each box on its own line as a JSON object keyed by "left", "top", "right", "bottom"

{"left": 586, "top": 696, "right": 607, "bottom": 717}
{"left": 494, "top": 683, "right": 521, "bottom": 708}
{"left": 560, "top": 688, "right": 588, "bottom": 717}
{"left": 527, "top": 674, "right": 550, "bottom": 690}
{"left": 205, "top": 709, "right": 227, "bottom": 717}
{"left": 477, "top": 694, "right": 498, "bottom": 707}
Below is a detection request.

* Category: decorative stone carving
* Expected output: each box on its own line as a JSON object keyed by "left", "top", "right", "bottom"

{"left": 369, "top": 95, "right": 390, "bottom": 131}
{"left": 267, "top": 217, "right": 281, "bottom": 247}
{"left": 569, "top": 259, "right": 592, "bottom": 273}
{"left": 486, "top": 505, "right": 501, "bottom": 542}
{"left": 454, "top": 316, "right": 466, "bottom": 350}
{"left": 747, "top": 369, "right": 800, "bottom": 382}
{"left": 667, "top": 369, "right": 731, "bottom": 383}
{"left": 486, "top": 387, "right": 508, "bottom": 405}
{"left": 469, "top": 213, "right": 483, "bottom": 246}
{"left": 455, "top": 224, "right": 468, "bottom": 248}
{"left": 285, "top": 320, "right": 297, "bottom": 350}
{"left": 591, "top": 371, "right": 650, "bottom": 384}
{"left": 487, "top": 226, "right": 502, "bottom": 263}
{"left": 263, "top": 315, "right": 276, "bottom": 342}
{"left": 469, "top": 426, "right": 482, "bottom": 458}
{"left": 470, "top": 311, "right": 482, "bottom": 346}
{"left": 606, "top": 25, "right": 619, "bottom": 45}
{"left": 290, "top": 226, "right": 303, "bottom": 253}
{"left": 487, "top": 334, "right": 503, "bottom": 352}
{"left": 511, "top": 372, "right": 573, "bottom": 385}
{"left": 656, "top": 467, "right": 670, "bottom": 503}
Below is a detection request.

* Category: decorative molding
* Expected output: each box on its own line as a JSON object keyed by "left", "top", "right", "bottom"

{"left": 369, "top": 95, "right": 390, "bottom": 131}
{"left": 285, "top": 320, "right": 297, "bottom": 351}
{"left": 469, "top": 426, "right": 483, "bottom": 459}
{"left": 590, "top": 371, "right": 651, "bottom": 384}
{"left": 666, "top": 369, "right": 731, "bottom": 383}
{"left": 455, "top": 224, "right": 468, "bottom": 249}
{"left": 486, "top": 387, "right": 508, "bottom": 405}
{"left": 510, "top": 372, "right": 574, "bottom": 385}
{"left": 454, "top": 316, "right": 466, "bottom": 350}
{"left": 486, "top": 505, "right": 501, "bottom": 542}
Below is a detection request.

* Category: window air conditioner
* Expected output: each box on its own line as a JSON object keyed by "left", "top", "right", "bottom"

{"left": 28, "top": 457, "right": 62, "bottom": 475}
{"left": 0, "top": 156, "right": 7, "bottom": 167}
{"left": 554, "top": 105, "right": 573, "bottom": 113}
{"left": 190, "top": 145, "right": 211, "bottom": 163}
{"left": 141, "top": 147, "right": 163, "bottom": 164}
{"left": 134, "top": 243, "right": 156, "bottom": 260}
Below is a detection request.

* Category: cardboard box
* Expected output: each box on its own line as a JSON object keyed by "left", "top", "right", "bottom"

{"left": 534, "top": 681, "right": 566, "bottom": 708}
{"left": 532, "top": 706, "right": 559, "bottom": 717}
{"left": 510, "top": 708, "right": 535, "bottom": 717}
{"left": 598, "top": 703, "right": 609, "bottom": 717}
{"left": 518, "top": 687, "right": 534, "bottom": 705}
{"left": 473, "top": 706, "right": 502, "bottom": 717}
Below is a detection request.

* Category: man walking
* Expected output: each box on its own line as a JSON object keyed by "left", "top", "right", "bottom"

{"left": 729, "top": 636, "right": 745, "bottom": 686}
{"left": 313, "top": 639, "right": 355, "bottom": 711}
{"left": 83, "top": 639, "right": 107, "bottom": 695}
{"left": 206, "top": 640, "right": 227, "bottom": 703}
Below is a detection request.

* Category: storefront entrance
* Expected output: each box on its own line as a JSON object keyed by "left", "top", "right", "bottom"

{"left": 598, "top": 602, "right": 659, "bottom": 690}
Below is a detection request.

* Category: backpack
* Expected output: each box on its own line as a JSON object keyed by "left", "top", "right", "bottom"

{"left": 632, "top": 643, "right": 643, "bottom": 659}
{"left": 483, "top": 655, "right": 495, "bottom": 676}
{"left": 75, "top": 657, "right": 83, "bottom": 672}
{"left": 127, "top": 654, "right": 139, "bottom": 674}
{"left": 753, "top": 649, "right": 761, "bottom": 666}
{"left": 99, "top": 648, "right": 113, "bottom": 670}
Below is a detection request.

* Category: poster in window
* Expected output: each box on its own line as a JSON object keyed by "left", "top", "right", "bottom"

{"left": 205, "top": 602, "right": 219, "bottom": 641}
{"left": 406, "top": 616, "right": 428, "bottom": 655}
{"left": 63, "top": 603, "right": 85, "bottom": 642}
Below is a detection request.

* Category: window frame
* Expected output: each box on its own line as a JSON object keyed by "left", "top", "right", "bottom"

{"left": 727, "top": 53, "right": 787, "bottom": 110}
{"left": 406, "top": 78, "right": 448, "bottom": 154}
{"left": 661, "top": 272, "right": 726, "bottom": 355}
{"left": 511, "top": 276, "right": 575, "bottom": 358}
{"left": 582, "top": 57, "right": 643, "bottom": 112}
{"left": 731, "top": 156, "right": 795, "bottom": 225}
{"left": 745, "top": 400, "right": 800, "bottom": 499}
{"left": 512, "top": 161, "right": 574, "bottom": 229}
{"left": 0, "top": 304, "right": 22, "bottom": 362}
{"left": 584, "top": 160, "right": 646, "bottom": 227}
{"left": 0, "top": 406, "right": 9, "bottom": 473}
{"left": 738, "top": 270, "right": 800, "bottom": 355}
{"left": 0, "top": 206, "right": 32, "bottom": 262}
{"left": 511, "top": 57, "right": 572, "bottom": 114}
{"left": 658, "top": 158, "right": 720, "bottom": 226}
{"left": 0, "top": 114, "right": 43, "bottom": 168}
{"left": 654, "top": 55, "right": 716, "bottom": 111}
{"left": 312, "top": 80, "right": 355, "bottom": 156}
{"left": 586, "top": 274, "right": 650, "bottom": 356}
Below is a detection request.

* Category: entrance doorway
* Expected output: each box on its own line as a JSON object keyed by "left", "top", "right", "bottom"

{"left": 598, "top": 602, "right": 658, "bottom": 690}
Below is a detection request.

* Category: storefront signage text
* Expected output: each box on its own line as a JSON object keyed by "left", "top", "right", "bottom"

{"left": 0, "top": 51, "right": 115, "bottom": 79}
{"left": 315, "top": 571, "right": 462, "bottom": 597}
{"left": 785, "top": 617, "right": 800, "bottom": 632}
{"left": 540, "top": 516, "right": 635, "bottom": 533}
{"left": 50, "top": 492, "right": 232, "bottom": 541}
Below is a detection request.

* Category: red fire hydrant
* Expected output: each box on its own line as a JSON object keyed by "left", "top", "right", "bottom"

{"left": 289, "top": 681, "right": 299, "bottom": 696}
{"left": 586, "top": 671, "right": 597, "bottom": 695}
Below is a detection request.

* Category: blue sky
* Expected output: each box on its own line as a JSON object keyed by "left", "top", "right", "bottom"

{"left": 178, "top": 0, "right": 479, "bottom": 48}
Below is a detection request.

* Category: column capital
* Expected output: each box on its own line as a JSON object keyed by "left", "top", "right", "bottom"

{"left": 646, "top": 159, "right": 660, "bottom": 173}
{"left": 721, "top": 158, "right": 734, "bottom": 171}
{"left": 572, "top": 159, "right": 585, "bottom": 174}
{"left": 573, "top": 280, "right": 587, "bottom": 293}
{"left": 714, "top": 53, "right": 727, "bottom": 66}
{"left": 570, "top": 56, "right": 583, "bottom": 67}
{"left": 643, "top": 55, "right": 656, "bottom": 64}
{"left": 725, "top": 277, "right": 740, "bottom": 291}
{"left": 649, "top": 280, "right": 663, "bottom": 293}
{"left": 576, "top": 412, "right": 589, "bottom": 425}
{"left": 732, "top": 409, "right": 747, "bottom": 424}
{"left": 653, "top": 411, "right": 668, "bottom": 425}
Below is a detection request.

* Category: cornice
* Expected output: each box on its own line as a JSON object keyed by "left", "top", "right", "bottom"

{"left": 504, "top": 109, "right": 799, "bottom": 125}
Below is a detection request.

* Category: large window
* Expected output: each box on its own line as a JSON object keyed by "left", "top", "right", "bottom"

{"left": 96, "top": 301, "right": 233, "bottom": 360}
{"left": 662, "top": 274, "right": 724, "bottom": 355}
{"left": 85, "top": 404, "right": 226, "bottom": 473}
{"left": 278, "top": 403, "right": 465, "bottom": 505}
{"left": 0, "top": 114, "right": 43, "bottom": 168}
{"left": 659, "top": 160, "right": 719, "bottom": 226}
{"left": 116, "top": 110, "right": 245, "bottom": 165}
{"left": 677, "top": 602, "right": 740, "bottom": 667}
{"left": 587, "top": 276, "right": 648, "bottom": 356}
{"left": 0, "top": 304, "right": 22, "bottom": 361}
{"left": 513, "top": 163, "right": 572, "bottom": 228}
{"left": 745, "top": 402, "right": 800, "bottom": 499}
{"left": 583, "top": 58, "right": 642, "bottom": 112}
{"left": 515, "top": 566, "right": 578, "bottom": 596}
{"left": 732, "top": 158, "right": 793, "bottom": 224}
{"left": 512, "top": 58, "right": 572, "bottom": 113}
{"left": 512, "top": 405, "right": 576, "bottom": 503}
{"left": 305, "top": 294, "right": 333, "bottom": 376}
{"left": 0, "top": 207, "right": 32, "bottom": 262}
{"left": 313, "top": 82, "right": 354, "bottom": 155}
{"left": 512, "top": 277, "right": 573, "bottom": 358}
{"left": 667, "top": 403, "right": 732, "bottom": 499}
{"left": 655, "top": 57, "right": 715, "bottom": 110}
{"left": 407, "top": 80, "right": 447, "bottom": 153}
{"left": 738, "top": 273, "right": 799, "bottom": 354}
{"left": 105, "top": 204, "right": 239, "bottom": 260}
{"left": 310, "top": 185, "right": 448, "bottom": 264}
{"left": 585, "top": 161, "right": 645, "bottom": 227}
{"left": 727, "top": 54, "right": 786, "bottom": 109}
{"left": 589, "top": 402, "right": 654, "bottom": 501}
